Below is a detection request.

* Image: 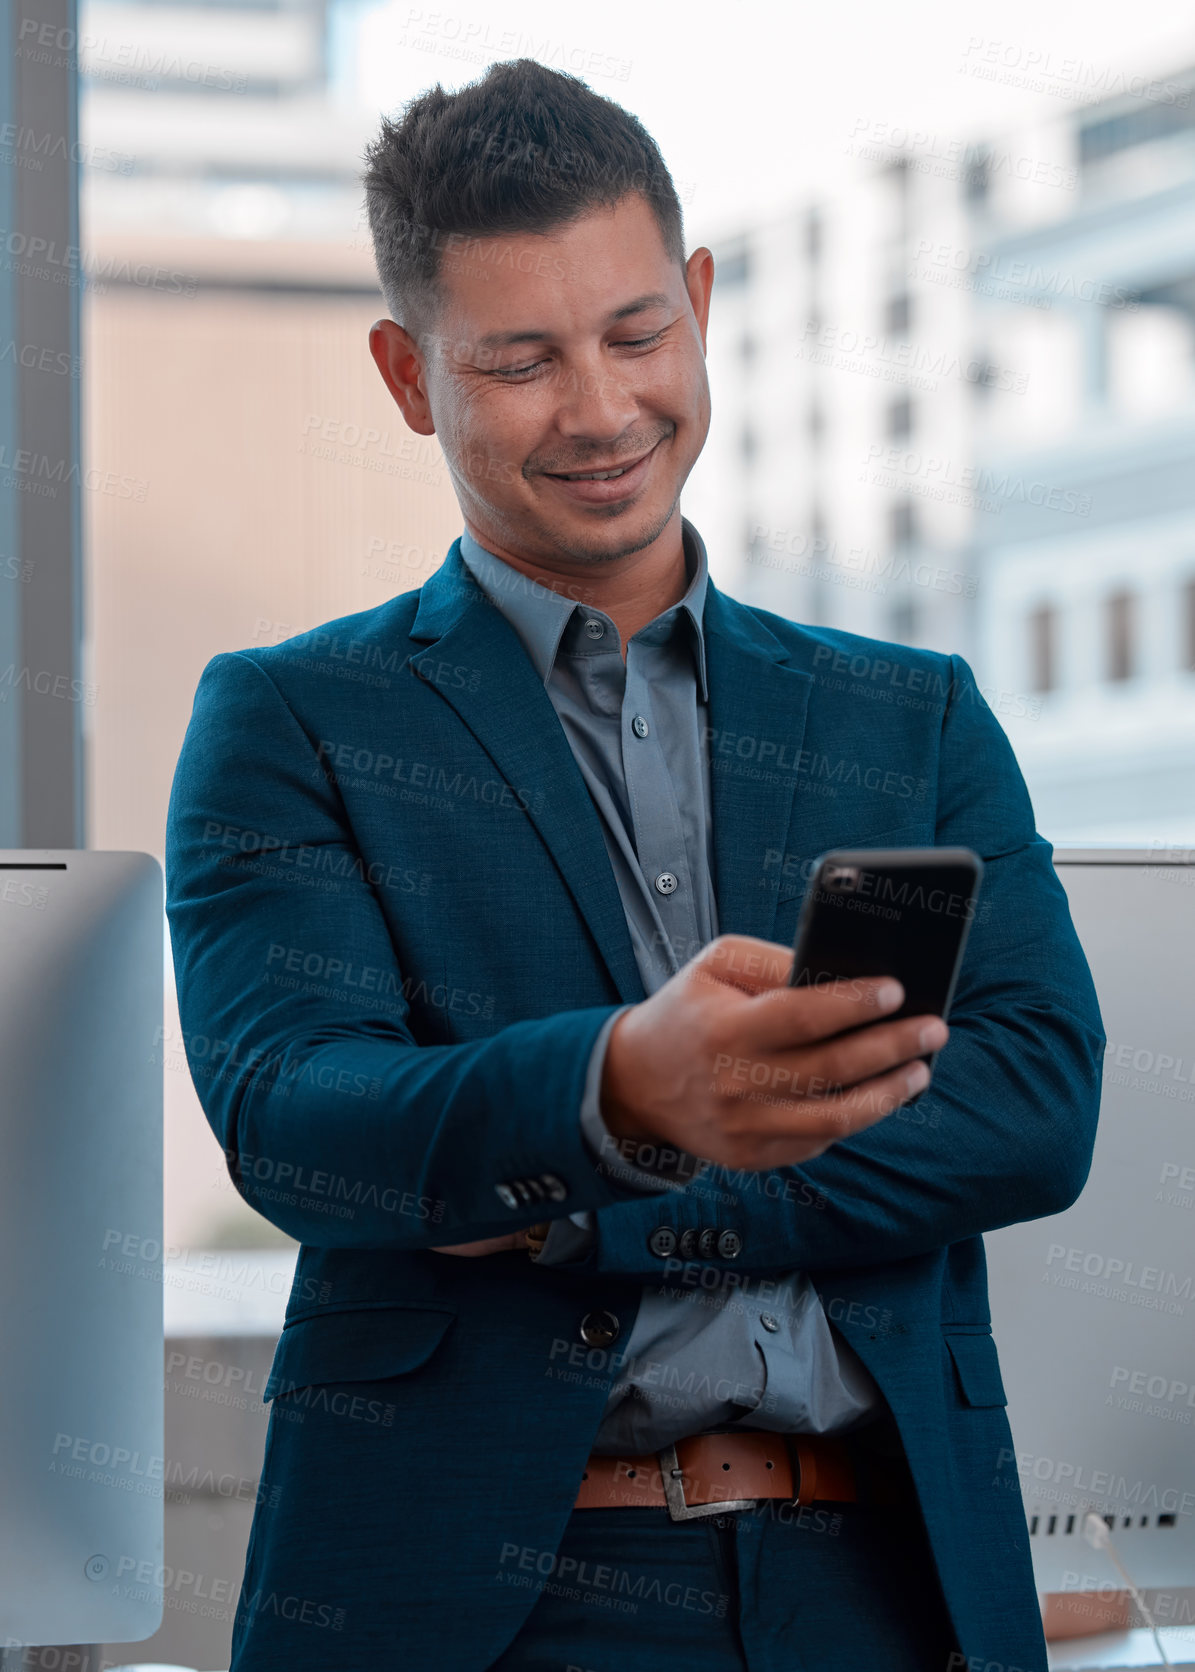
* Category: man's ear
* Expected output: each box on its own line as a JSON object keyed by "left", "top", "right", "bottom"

{"left": 684, "top": 247, "right": 715, "bottom": 355}
{"left": 368, "top": 319, "right": 436, "bottom": 436}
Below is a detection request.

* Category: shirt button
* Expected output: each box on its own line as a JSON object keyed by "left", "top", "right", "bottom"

{"left": 698, "top": 1228, "right": 718, "bottom": 1258}
{"left": 654, "top": 872, "right": 678, "bottom": 896}
{"left": 631, "top": 714, "right": 649, "bottom": 739}
{"left": 583, "top": 618, "right": 605, "bottom": 639}
{"left": 760, "top": 1314, "right": 780, "bottom": 1334}
{"left": 717, "top": 1229, "right": 742, "bottom": 1259}
{"left": 579, "top": 1310, "right": 621, "bottom": 1348}
{"left": 648, "top": 1226, "right": 677, "bottom": 1258}
{"left": 678, "top": 1227, "right": 700, "bottom": 1258}
{"left": 495, "top": 1184, "right": 518, "bottom": 1210}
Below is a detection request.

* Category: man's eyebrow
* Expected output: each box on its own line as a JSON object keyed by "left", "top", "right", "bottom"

{"left": 474, "top": 292, "right": 673, "bottom": 351}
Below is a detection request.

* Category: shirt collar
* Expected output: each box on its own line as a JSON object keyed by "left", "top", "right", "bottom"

{"left": 457, "top": 518, "right": 710, "bottom": 701}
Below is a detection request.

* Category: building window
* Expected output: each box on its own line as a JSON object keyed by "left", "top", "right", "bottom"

{"left": 806, "top": 208, "right": 822, "bottom": 265}
{"left": 1185, "top": 576, "right": 1195, "bottom": 671}
{"left": 886, "top": 292, "right": 911, "bottom": 335}
{"left": 715, "top": 244, "right": 750, "bottom": 287}
{"left": 1028, "top": 604, "right": 1056, "bottom": 693}
{"left": 808, "top": 400, "right": 825, "bottom": 444}
{"left": 739, "top": 330, "right": 756, "bottom": 363}
{"left": 887, "top": 395, "right": 912, "bottom": 439}
{"left": 889, "top": 501, "right": 916, "bottom": 547}
{"left": 969, "top": 361, "right": 999, "bottom": 400}
{"left": 1105, "top": 590, "right": 1135, "bottom": 681}
{"left": 740, "top": 424, "right": 757, "bottom": 463}
{"left": 964, "top": 145, "right": 990, "bottom": 204}
{"left": 889, "top": 598, "right": 916, "bottom": 643}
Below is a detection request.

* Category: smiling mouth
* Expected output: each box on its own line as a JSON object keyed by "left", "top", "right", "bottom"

{"left": 543, "top": 443, "right": 658, "bottom": 482}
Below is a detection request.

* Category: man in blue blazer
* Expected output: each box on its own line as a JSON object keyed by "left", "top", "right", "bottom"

{"left": 165, "top": 57, "right": 1104, "bottom": 1672}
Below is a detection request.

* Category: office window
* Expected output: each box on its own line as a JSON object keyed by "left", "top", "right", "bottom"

{"left": 1105, "top": 590, "right": 1135, "bottom": 681}
{"left": 1028, "top": 603, "right": 1057, "bottom": 693}
{"left": 806, "top": 208, "right": 823, "bottom": 264}
{"left": 1184, "top": 576, "right": 1195, "bottom": 671}
{"left": 808, "top": 399, "right": 825, "bottom": 444}
{"left": 740, "top": 424, "right": 757, "bottom": 463}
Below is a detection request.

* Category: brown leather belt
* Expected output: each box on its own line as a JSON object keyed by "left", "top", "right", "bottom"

{"left": 576, "top": 1431, "right": 908, "bottom": 1521}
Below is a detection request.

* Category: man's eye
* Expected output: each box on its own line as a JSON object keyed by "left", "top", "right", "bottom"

{"left": 489, "top": 330, "right": 664, "bottom": 380}
{"left": 492, "top": 359, "right": 546, "bottom": 379}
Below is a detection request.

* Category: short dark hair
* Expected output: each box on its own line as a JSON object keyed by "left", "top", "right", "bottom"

{"left": 362, "top": 58, "right": 686, "bottom": 336}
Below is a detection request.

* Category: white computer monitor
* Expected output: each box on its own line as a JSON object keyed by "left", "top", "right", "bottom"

{"left": 986, "top": 846, "right": 1195, "bottom": 1597}
{"left": 0, "top": 850, "right": 164, "bottom": 1646}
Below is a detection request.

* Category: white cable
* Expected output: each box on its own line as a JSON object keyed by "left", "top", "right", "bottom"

{"left": 1081, "top": 1509, "right": 1173, "bottom": 1670}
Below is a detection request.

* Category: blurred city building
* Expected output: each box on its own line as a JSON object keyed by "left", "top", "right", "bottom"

{"left": 685, "top": 66, "right": 1195, "bottom": 843}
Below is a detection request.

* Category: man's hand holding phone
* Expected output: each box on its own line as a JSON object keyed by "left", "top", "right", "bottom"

{"left": 599, "top": 932, "right": 948, "bottom": 1174}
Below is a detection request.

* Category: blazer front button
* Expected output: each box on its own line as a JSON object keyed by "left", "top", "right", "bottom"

{"left": 579, "top": 1310, "right": 621, "bottom": 1349}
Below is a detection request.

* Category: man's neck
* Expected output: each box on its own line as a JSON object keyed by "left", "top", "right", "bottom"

{"left": 462, "top": 517, "right": 689, "bottom": 663}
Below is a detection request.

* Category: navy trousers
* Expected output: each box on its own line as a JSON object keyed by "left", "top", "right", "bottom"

{"left": 487, "top": 1495, "right": 962, "bottom": 1671}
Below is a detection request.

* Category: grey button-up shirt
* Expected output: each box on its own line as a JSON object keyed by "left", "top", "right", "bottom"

{"left": 457, "top": 518, "right": 881, "bottom": 1455}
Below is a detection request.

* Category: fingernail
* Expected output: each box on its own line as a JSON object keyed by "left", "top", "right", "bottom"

{"left": 907, "top": 1061, "right": 930, "bottom": 1093}
{"left": 875, "top": 980, "right": 903, "bottom": 1009}
{"left": 919, "top": 1020, "right": 947, "bottom": 1052}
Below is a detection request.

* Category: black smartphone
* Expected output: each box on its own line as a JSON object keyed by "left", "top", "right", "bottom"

{"left": 788, "top": 847, "right": 984, "bottom": 1069}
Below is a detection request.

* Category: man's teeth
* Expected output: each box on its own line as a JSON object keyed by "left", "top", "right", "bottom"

{"left": 560, "top": 464, "right": 631, "bottom": 480}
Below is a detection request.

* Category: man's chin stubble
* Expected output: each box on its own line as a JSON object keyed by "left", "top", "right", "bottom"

{"left": 528, "top": 494, "right": 680, "bottom": 568}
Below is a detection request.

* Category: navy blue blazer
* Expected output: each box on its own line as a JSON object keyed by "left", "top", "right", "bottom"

{"left": 165, "top": 536, "right": 1104, "bottom": 1671}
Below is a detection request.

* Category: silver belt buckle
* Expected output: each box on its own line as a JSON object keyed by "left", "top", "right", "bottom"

{"left": 657, "top": 1441, "right": 762, "bottom": 1523}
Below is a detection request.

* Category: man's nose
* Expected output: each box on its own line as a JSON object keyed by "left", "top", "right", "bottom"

{"left": 551, "top": 358, "right": 640, "bottom": 441}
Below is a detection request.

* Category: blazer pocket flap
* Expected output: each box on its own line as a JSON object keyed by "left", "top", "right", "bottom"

{"left": 264, "top": 1303, "right": 456, "bottom": 1402}
{"left": 944, "top": 1330, "right": 1008, "bottom": 1407}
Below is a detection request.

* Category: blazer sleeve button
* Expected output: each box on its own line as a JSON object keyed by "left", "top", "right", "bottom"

{"left": 648, "top": 1226, "right": 678, "bottom": 1258}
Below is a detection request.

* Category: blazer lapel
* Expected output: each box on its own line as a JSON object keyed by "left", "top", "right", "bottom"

{"left": 407, "top": 540, "right": 646, "bottom": 1005}
{"left": 405, "top": 541, "right": 814, "bottom": 999}
{"left": 703, "top": 578, "right": 814, "bottom": 945}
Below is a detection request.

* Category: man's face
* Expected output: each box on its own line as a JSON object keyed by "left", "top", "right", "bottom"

{"left": 374, "top": 192, "right": 713, "bottom": 570}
